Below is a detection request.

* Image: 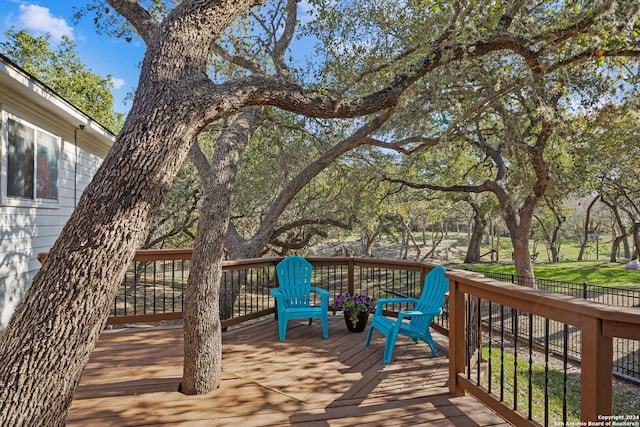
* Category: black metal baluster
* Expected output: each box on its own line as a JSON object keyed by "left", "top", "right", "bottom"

{"left": 477, "top": 298, "right": 482, "bottom": 386}
{"left": 488, "top": 300, "right": 493, "bottom": 395}
{"left": 528, "top": 313, "right": 533, "bottom": 420}
{"left": 132, "top": 261, "right": 138, "bottom": 315}
{"left": 544, "top": 318, "right": 550, "bottom": 426}
{"left": 467, "top": 296, "right": 472, "bottom": 381}
{"left": 563, "top": 323, "right": 569, "bottom": 424}
{"left": 500, "top": 304, "right": 505, "bottom": 402}
{"left": 513, "top": 308, "right": 518, "bottom": 411}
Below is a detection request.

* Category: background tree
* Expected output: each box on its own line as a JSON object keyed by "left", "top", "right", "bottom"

{"left": 534, "top": 197, "right": 569, "bottom": 263}
{"left": 1, "top": 29, "right": 123, "bottom": 132}
{"left": 463, "top": 195, "right": 498, "bottom": 263}
{"left": 142, "top": 160, "right": 200, "bottom": 248}
{"left": 576, "top": 195, "right": 604, "bottom": 261}
{"left": 385, "top": 74, "right": 564, "bottom": 283}
{"left": 572, "top": 99, "right": 640, "bottom": 260}
{"left": 369, "top": 0, "right": 640, "bottom": 280}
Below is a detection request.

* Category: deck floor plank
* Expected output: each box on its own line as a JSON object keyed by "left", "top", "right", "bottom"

{"left": 66, "top": 316, "right": 508, "bottom": 426}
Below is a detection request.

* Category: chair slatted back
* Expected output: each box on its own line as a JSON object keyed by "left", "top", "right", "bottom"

{"left": 275, "top": 256, "right": 314, "bottom": 307}
{"left": 411, "top": 266, "right": 449, "bottom": 330}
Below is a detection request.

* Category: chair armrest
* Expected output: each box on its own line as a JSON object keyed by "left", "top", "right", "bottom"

{"left": 397, "top": 308, "right": 443, "bottom": 321}
{"left": 311, "top": 287, "right": 330, "bottom": 308}
{"left": 373, "top": 298, "right": 418, "bottom": 316}
{"left": 310, "top": 287, "right": 330, "bottom": 297}
{"left": 271, "top": 288, "right": 282, "bottom": 297}
{"left": 377, "top": 298, "right": 418, "bottom": 306}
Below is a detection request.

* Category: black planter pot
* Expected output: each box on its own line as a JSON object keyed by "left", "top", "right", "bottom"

{"left": 344, "top": 311, "right": 369, "bottom": 333}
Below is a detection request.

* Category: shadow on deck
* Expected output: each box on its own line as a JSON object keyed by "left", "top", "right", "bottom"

{"left": 67, "top": 316, "right": 508, "bottom": 426}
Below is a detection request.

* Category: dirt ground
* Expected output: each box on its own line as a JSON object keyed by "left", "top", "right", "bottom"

{"left": 308, "top": 234, "right": 470, "bottom": 264}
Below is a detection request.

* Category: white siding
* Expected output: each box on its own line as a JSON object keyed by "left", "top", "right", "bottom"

{"left": 0, "top": 135, "right": 104, "bottom": 331}
{"left": 0, "top": 56, "right": 113, "bottom": 332}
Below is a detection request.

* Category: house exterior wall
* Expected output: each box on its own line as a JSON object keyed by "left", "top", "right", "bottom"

{"left": 0, "top": 56, "right": 114, "bottom": 332}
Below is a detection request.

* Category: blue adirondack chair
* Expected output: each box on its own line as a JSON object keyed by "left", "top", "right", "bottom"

{"left": 271, "top": 256, "right": 330, "bottom": 341}
{"left": 365, "top": 266, "right": 449, "bottom": 363}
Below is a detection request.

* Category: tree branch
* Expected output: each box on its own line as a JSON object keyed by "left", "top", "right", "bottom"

{"left": 496, "top": 0, "right": 528, "bottom": 31}
{"left": 106, "top": 0, "right": 160, "bottom": 43}
{"left": 211, "top": 43, "right": 264, "bottom": 75}
{"left": 271, "top": 218, "right": 352, "bottom": 239}
{"left": 271, "top": 0, "right": 297, "bottom": 78}
{"left": 383, "top": 176, "right": 496, "bottom": 195}
{"left": 189, "top": 137, "right": 211, "bottom": 176}
{"left": 245, "top": 108, "right": 393, "bottom": 246}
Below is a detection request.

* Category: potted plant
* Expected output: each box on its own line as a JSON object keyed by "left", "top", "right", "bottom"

{"left": 334, "top": 293, "right": 377, "bottom": 332}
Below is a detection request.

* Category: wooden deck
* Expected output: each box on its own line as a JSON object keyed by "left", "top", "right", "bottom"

{"left": 67, "top": 316, "right": 509, "bottom": 426}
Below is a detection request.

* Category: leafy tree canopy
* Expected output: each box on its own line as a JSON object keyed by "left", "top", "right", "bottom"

{"left": 1, "top": 28, "right": 124, "bottom": 133}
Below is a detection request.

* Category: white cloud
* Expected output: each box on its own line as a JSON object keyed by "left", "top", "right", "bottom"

{"left": 297, "top": 1, "right": 312, "bottom": 24}
{"left": 18, "top": 4, "right": 74, "bottom": 42}
{"left": 111, "top": 77, "right": 125, "bottom": 89}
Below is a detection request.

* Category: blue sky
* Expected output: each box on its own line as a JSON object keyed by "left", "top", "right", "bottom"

{"left": 0, "top": 1, "right": 321, "bottom": 116}
{"left": 0, "top": 0, "right": 145, "bottom": 114}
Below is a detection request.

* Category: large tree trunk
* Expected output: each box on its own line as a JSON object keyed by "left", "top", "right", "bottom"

{"left": 504, "top": 207, "right": 535, "bottom": 286}
{"left": 611, "top": 234, "right": 626, "bottom": 262}
{"left": 183, "top": 108, "right": 264, "bottom": 394}
{"left": 0, "top": 95, "right": 201, "bottom": 424}
{"left": 601, "top": 199, "right": 630, "bottom": 262}
{"left": 464, "top": 210, "right": 487, "bottom": 263}
{"left": 511, "top": 233, "right": 534, "bottom": 285}
{"left": 182, "top": 201, "right": 225, "bottom": 395}
{"left": 632, "top": 222, "right": 640, "bottom": 260}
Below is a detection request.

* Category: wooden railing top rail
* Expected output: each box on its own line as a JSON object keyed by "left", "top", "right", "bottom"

{"left": 446, "top": 269, "right": 640, "bottom": 341}
{"left": 224, "top": 255, "right": 435, "bottom": 272}
{"left": 39, "top": 249, "right": 440, "bottom": 272}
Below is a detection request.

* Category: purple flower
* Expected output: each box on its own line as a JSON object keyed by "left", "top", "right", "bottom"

{"left": 334, "top": 292, "right": 378, "bottom": 327}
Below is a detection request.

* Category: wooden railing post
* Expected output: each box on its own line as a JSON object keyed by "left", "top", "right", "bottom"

{"left": 347, "top": 259, "right": 355, "bottom": 295}
{"left": 448, "top": 277, "right": 466, "bottom": 397}
{"left": 580, "top": 315, "right": 613, "bottom": 422}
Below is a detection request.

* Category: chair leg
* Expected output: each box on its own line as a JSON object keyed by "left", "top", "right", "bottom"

{"left": 321, "top": 315, "right": 329, "bottom": 339}
{"left": 278, "top": 319, "right": 287, "bottom": 341}
{"left": 364, "top": 325, "right": 374, "bottom": 346}
{"left": 424, "top": 331, "right": 438, "bottom": 356}
{"left": 427, "top": 341, "right": 438, "bottom": 357}
{"left": 383, "top": 330, "right": 400, "bottom": 364}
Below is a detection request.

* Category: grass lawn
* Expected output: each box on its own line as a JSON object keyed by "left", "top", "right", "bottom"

{"left": 481, "top": 346, "right": 581, "bottom": 424}
{"left": 319, "top": 234, "right": 639, "bottom": 287}
{"left": 457, "top": 260, "right": 640, "bottom": 288}
{"left": 481, "top": 345, "right": 640, "bottom": 424}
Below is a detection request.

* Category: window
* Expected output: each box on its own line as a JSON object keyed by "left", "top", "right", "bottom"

{"left": 2, "top": 113, "right": 60, "bottom": 205}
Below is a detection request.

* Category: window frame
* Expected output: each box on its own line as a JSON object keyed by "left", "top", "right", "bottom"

{"left": 1, "top": 110, "right": 61, "bottom": 208}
